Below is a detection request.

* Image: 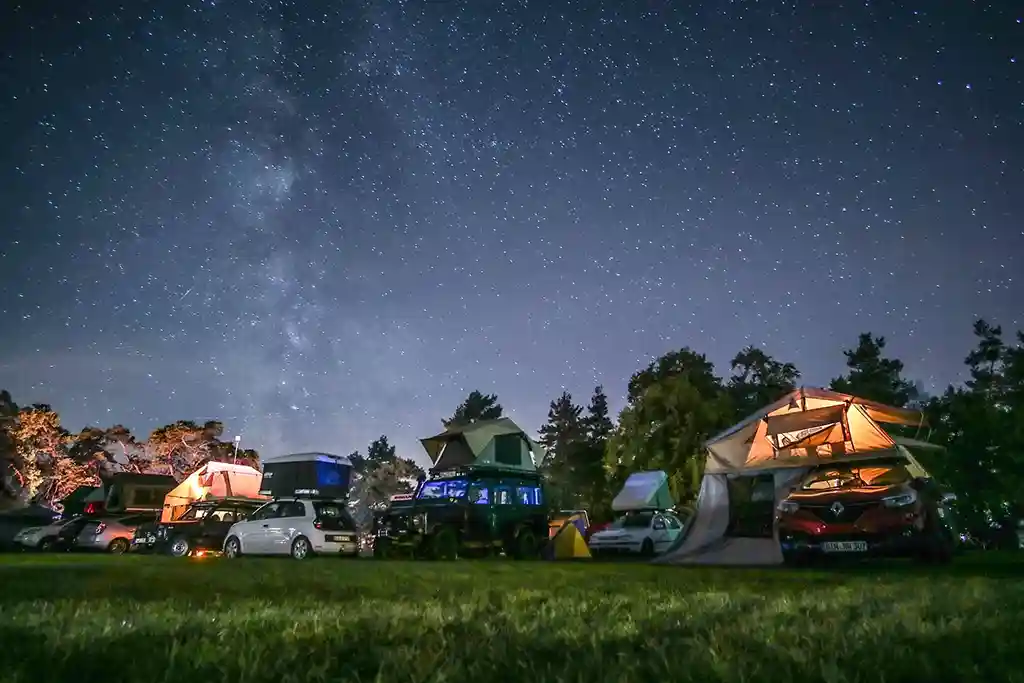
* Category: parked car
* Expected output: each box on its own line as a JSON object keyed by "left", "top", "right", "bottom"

{"left": 13, "top": 516, "right": 86, "bottom": 551}
{"left": 776, "top": 458, "right": 958, "bottom": 565}
{"left": 0, "top": 505, "right": 61, "bottom": 552}
{"left": 587, "top": 510, "right": 689, "bottom": 556}
{"left": 222, "top": 497, "right": 359, "bottom": 560}
{"left": 134, "top": 498, "right": 265, "bottom": 557}
{"left": 75, "top": 512, "right": 159, "bottom": 554}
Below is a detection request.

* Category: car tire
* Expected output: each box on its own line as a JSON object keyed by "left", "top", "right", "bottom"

{"left": 640, "top": 538, "right": 656, "bottom": 557}
{"left": 430, "top": 526, "right": 459, "bottom": 560}
{"left": 108, "top": 538, "right": 130, "bottom": 555}
{"left": 37, "top": 537, "right": 56, "bottom": 552}
{"left": 169, "top": 537, "right": 191, "bottom": 558}
{"left": 513, "top": 528, "right": 538, "bottom": 560}
{"left": 290, "top": 536, "right": 313, "bottom": 560}
{"left": 224, "top": 536, "right": 243, "bottom": 558}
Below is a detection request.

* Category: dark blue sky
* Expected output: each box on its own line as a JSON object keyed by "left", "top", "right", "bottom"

{"left": 1, "top": 1, "right": 1021, "bottom": 464}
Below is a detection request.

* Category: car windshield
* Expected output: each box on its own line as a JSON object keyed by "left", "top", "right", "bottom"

{"left": 801, "top": 462, "right": 911, "bottom": 491}
{"left": 417, "top": 479, "right": 468, "bottom": 500}
{"left": 178, "top": 505, "right": 213, "bottom": 521}
{"left": 312, "top": 502, "right": 356, "bottom": 527}
{"left": 611, "top": 511, "right": 654, "bottom": 529}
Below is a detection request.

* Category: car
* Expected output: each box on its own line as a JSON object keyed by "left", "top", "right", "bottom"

{"left": 13, "top": 516, "right": 85, "bottom": 551}
{"left": 222, "top": 497, "right": 359, "bottom": 560}
{"left": 133, "top": 498, "right": 266, "bottom": 557}
{"left": 373, "top": 468, "right": 549, "bottom": 560}
{"left": 74, "top": 512, "right": 159, "bottom": 554}
{"left": 587, "top": 510, "right": 689, "bottom": 556}
{"left": 776, "top": 457, "right": 958, "bottom": 565}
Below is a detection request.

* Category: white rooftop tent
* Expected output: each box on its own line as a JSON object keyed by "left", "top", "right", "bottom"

{"left": 656, "top": 387, "right": 931, "bottom": 566}
{"left": 611, "top": 470, "right": 675, "bottom": 511}
{"left": 161, "top": 462, "right": 266, "bottom": 522}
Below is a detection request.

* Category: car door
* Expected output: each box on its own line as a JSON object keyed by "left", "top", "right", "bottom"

{"left": 649, "top": 515, "right": 672, "bottom": 553}
{"left": 239, "top": 502, "right": 280, "bottom": 553}
{"left": 661, "top": 513, "right": 683, "bottom": 549}
{"left": 266, "top": 501, "right": 306, "bottom": 554}
{"left": 198, "top": 507, "right": 237, "bottom": 550}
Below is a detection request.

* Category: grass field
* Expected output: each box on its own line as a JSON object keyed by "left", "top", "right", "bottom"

{"left": 1, "top": 553, "right": 1023, "bottom": 683}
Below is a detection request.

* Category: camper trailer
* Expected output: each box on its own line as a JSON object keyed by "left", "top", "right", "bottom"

{"left": 258, "top": 452, "right": 352, "bottom": 499}
{"left": 82, "top": 473, "right": 178, "bottom": 516}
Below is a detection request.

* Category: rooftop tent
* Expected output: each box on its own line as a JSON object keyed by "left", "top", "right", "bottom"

{"left": 161, "top": 462, "right": 267, "bottom": 522}
{"left": 611, "top": 470, "right": 675, "bottom": 512}
{"left": 421, "top": 418, "right": 544, "bottom": 473}
{"left": 656, "top": 387, "right": 932, "bottom": 566}
{"left": 259, "top": 452, "right": 353, "bottom": 499}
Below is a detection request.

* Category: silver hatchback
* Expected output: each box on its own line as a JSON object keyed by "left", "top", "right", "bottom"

{"left": 76, "top": 513, "right": 159, "bottom": 554}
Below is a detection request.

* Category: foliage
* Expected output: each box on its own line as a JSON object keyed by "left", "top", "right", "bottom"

{"left": 348, "top": 435, "right": 425, "bottom": 530}
{"left": 607, "top": 374, "right": 731, "bottom": 506}
{"left": 830, "top": 333, "right": 918, "bottom": 407}
{"left": 626, "top": 347, "right": 720, "bottom": 405}
{"left": 3, "top": 553, "right": 1024, "bottom": 683}
{"left": 443, "top": 390, "right": 504, "bottom": 428}
{"left": 537, "top": 391, "right": 585, "bottom": 507}
{"left": 727, "top": 345, "right": 800, "bottom": 418}
{"left": 146, "top": 420, "right": 234, "bottom": 480}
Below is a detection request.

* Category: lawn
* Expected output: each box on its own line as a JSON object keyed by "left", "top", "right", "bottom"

{"left": 1, "top": 553, "right": 1023, "bottom": 683}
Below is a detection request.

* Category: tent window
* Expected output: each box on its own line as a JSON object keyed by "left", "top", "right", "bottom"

{"left": 131, "top": 488, "right": 164, "bottom": 507}
{"left": 726, "top": 474, "right": 775, "bottom": 539}
{"left": 493, "top": 434, "right": 522, "bottom": 466}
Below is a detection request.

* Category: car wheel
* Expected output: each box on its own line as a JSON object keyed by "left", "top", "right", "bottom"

{"left": 513, "top": 528, "right": 538, "bottom": 560}
{"left": 37, "top": 537, "right": 56, "bottom": 552}
{"left": 290, "top": 536, "right": 312, "bottom": 560}
{"left": 169, "top": 537, "right": 191, "bottom": 558}
{"left": 224, "top": 536, "right": 242, "bottom": 558}
{"left": 108, "top": 538, "right": 130, "bottom": 555}
{"left": 640, "top": 538, "right": 656, "bottom": 557}
{"left": 430, "top": 526, "right": 459, "bottom": 560}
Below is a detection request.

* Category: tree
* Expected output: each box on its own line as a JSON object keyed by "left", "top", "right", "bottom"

{"left": 145, "top": 420, "right": 227, "bottom": 479}
{"left": 443, "top": 390, "right": 503, "bottom": 428}
{"left": 0, "top": 390, "right": 21, "bottom": 501}
{"left": 830, "top": 333, "right": 917, "bottom": 407}
{"left": 727, "top": 346, "right": 800, "bottom": 418}
{"left": 537, "top": 391, "right": 586, "bottom": 508}
{"left": 347, "top": 435, "right": 425, "bottom": 530}
{"left": 627, "top": 348, "right": 720, "bottom": 405}
{"left": 583, "top": 386, "right": 614, "bottom": 446}
{"left": 607, "top": 374, "right": 731, "bottom": 507}
{"left": 9, "top": 405, "right": 68, "bottom": 502}
{"left": 575, "top": 386, "right": 616, "bottom": 519}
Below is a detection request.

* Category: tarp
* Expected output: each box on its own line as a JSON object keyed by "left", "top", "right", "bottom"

{"left": 550, "top": 521, "right": 591, "bottom": 559}
{"left": 162, "top": 462, "right": 266, "bottom": 522}
{"left": 611, "top": 470, "right": 675, "bottom": 511}
{"left": 657, "top": 388, "right": 934, "bottom": 566}
{"left": 421, "top": 418, "right": 545, "bottom": 473}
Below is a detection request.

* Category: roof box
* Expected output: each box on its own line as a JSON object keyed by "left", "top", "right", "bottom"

{"left": 259, "top": 452, "right": 352, "bottom": 499}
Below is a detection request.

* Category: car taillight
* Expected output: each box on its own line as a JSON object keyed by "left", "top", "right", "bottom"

{"left": 313, "top": 519, "right": 323, "bottom": 530}
{"left": 93, "top": 523, "right": 106, "bottom": 534}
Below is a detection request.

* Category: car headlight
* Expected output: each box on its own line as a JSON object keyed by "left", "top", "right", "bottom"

{"left": 777, "top": 501, "right": 799, "bottom": 514}
{"left": 882, "top": 490, "right": 918, "bottom": 508}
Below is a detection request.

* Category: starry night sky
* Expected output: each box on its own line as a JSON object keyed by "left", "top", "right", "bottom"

{"left": 1, "top": 1, "right": 1021, "bottom": 465}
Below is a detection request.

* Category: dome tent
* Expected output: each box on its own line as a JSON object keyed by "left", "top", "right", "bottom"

{"left": 655, "top": 387, "right": 932, "bottom": 566}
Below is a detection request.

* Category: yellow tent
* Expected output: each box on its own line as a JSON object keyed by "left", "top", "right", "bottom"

{"left": 551, "top": 520, "right": 591, "bottom": 560}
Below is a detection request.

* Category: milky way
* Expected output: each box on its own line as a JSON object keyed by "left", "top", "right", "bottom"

{"left": 1, "top": 1, "right": 1021, "bottom": 464}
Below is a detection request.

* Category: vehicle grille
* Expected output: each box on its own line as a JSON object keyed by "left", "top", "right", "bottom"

{"left": 802, "top": 502, "right": 876, "bottom": 523}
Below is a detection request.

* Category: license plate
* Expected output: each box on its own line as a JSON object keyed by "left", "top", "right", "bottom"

{"left": 822, "top": 541, "right": 868, "bottom": 553}
{"left": 326, "top": 535, "right": 354, "bottom": 543}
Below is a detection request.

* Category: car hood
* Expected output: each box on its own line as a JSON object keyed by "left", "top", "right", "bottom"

{"left": 786, "top": 484, "right": 907, "bottom": 505}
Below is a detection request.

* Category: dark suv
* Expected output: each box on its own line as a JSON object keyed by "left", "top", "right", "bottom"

{"left": 373, "top": 467, "right": 548, "bottom": 560}
{"left": 133, "top": 498, "right": 265, "bottom": 557}
{"left": 776, "top": 457, "right": 958, "bottom": 565}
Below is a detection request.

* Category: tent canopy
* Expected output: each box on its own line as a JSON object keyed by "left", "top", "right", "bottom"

{"left": 611, "top": 470, "right": 675, "bottom": 512}
{"left": 704, "top": 387, "right": 926, "bottom": 474}
{"left": 162, "top": 462, "right": 266, "bottom": 522}
{"left": 421, "top": 418, "right": 544, "bottom": 473}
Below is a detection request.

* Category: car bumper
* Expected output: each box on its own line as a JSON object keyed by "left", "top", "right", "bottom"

{"left": 779, "top": 527, "right": 927, "bottom": 559}
{"left": 588, "top": 542, "right": 640, "bottom": 555}
{"left": 314, "top": 535, "right": 360, "bottom": 556}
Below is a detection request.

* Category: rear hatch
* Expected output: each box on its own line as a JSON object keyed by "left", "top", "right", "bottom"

{"left": 313, "top": 501, "right": 357, "bottom": 542}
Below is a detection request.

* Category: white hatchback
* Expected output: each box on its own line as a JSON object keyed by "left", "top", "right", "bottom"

{"left": 587, "top": 510, "right": 688, "bottom": 557}
{"left": 222, "top": 498, "right": 359, "bottom": 560}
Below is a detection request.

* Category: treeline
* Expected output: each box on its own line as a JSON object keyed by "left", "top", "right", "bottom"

{"left": 0, "top": 402, "right": 260, "bottom": 507}
{"left": 531, "top": 321, "right": 1024, "bottom": 528}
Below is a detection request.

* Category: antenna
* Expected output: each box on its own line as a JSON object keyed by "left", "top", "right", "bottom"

{"left": 233, "top": 435, "right": 241, "bottom": 463}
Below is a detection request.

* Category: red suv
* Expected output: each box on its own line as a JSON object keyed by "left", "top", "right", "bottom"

{"left": 776, "top": 457, "right": 956, "bottom": 565}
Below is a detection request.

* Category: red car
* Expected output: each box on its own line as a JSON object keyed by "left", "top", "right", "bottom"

{"left": 776, "top": 458, "right": 956, "bottom": 565}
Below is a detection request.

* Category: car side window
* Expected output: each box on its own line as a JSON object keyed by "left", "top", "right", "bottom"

{"left": 468, "top": 485, "right": 490, "bottom": 505}
{"left": 210, "top": 509, "right": 236, "bottom": 523}
{"left": 250, "top": 503, "right": 280, "bottom": 521}
{"left": 664, "top": 515, "right": 681, "bottom": 530}
{"left": 279, "top": 502, "right": 306, "bottom": 518}
{"left": 493, "top": 486, "right": 512, "bottom": 506}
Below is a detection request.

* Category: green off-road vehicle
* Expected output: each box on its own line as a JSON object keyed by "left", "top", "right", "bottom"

{"left": 373, "top": 418, "right": 548, "bottom": 560}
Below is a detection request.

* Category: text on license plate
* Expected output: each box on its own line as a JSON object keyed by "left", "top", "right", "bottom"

{"left": 822, "top": 541, "right": 868, "bottom": 553}
{"left": 326, "top": 535, "right": 354, "bottom": 543}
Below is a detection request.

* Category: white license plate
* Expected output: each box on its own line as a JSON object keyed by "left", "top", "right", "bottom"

{"left": 822, "top": 541, "right": 868, "bottom": 553}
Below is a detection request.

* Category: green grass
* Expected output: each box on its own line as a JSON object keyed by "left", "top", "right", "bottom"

{"left": 1, "top": 553, "right": 1024, "bottom": 683}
